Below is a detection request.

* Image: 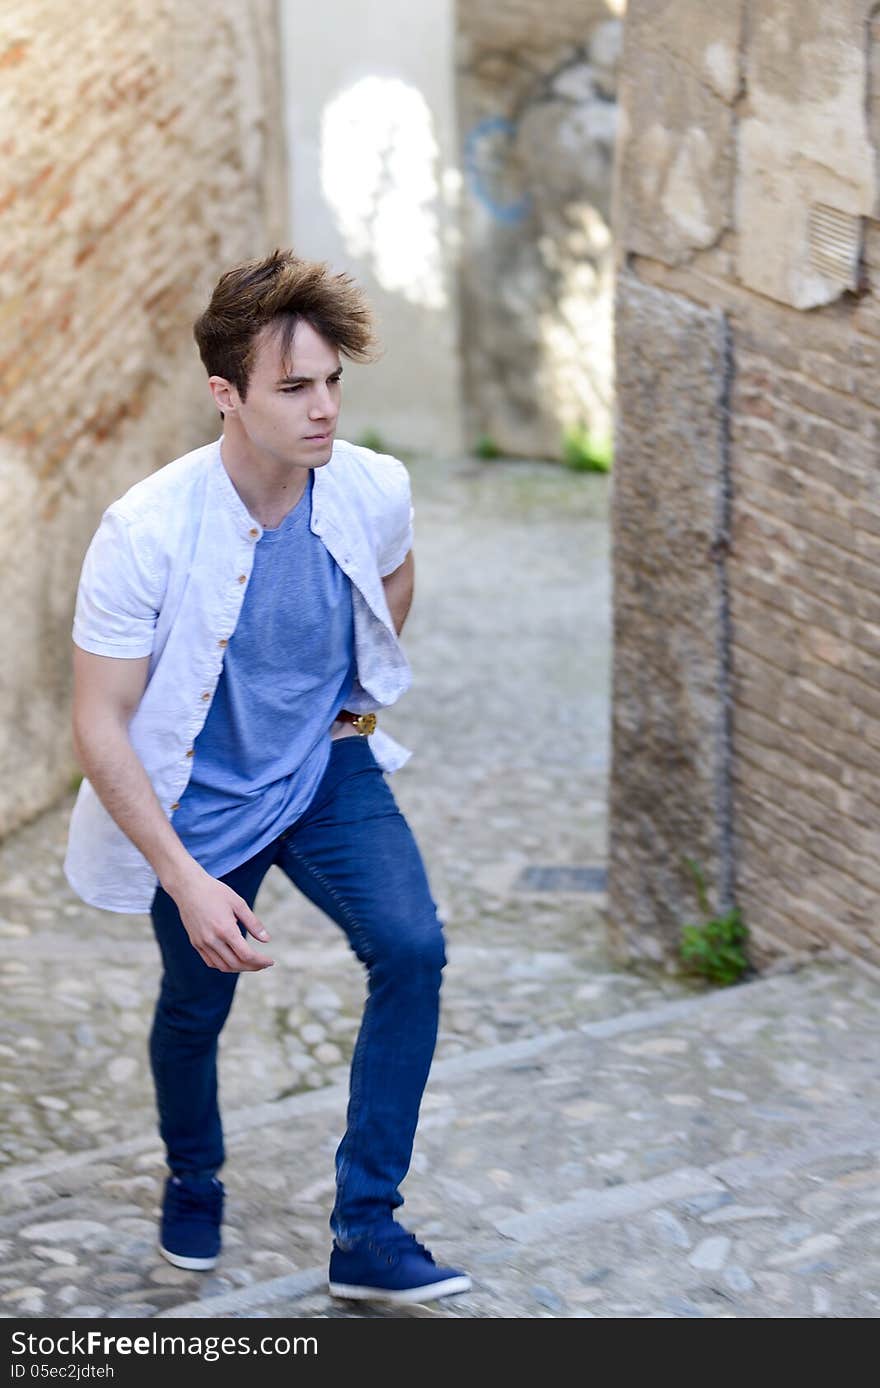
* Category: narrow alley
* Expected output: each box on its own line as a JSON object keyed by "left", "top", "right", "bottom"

{"left": 1, "top": 457, "right": 878, "bottom": 1319}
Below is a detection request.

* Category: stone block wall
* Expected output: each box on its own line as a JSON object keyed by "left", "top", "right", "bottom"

{"left": 0, "top": 0, "right": 285, "bottom": 838}
{"left": 611, "top": 0, "right": 880, "bottom": 969}
{"left": 455, "top": 0, "right": 624, "bottom": 458}
{"left": 609, "top": 272, "right": 734, "bottom": 966}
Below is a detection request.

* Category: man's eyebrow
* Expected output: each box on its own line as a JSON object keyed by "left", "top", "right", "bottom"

{"left": 276, "top": 366, "right": 344, "bottom": 385}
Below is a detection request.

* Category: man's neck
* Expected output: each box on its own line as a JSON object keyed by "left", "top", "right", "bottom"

{"left": 219, "top": 424, "right": 311, "bottom": 528}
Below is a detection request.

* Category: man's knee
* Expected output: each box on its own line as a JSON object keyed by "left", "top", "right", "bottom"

{"left": 372, "top": 918, "right": 447, "bottom": 977}
{"left": 152, "top": 985, "right": 236, "bottom": 1045}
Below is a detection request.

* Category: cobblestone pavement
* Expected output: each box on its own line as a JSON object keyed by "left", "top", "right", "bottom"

{"left": 1, "top": 455, "right": 879, "bottom": 1319}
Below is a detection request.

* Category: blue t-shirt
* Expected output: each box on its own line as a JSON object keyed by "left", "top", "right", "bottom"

{"left": 171, "top": 472, "right": 357, "bottom": 877}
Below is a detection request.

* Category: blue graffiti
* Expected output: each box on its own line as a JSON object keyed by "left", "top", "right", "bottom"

{"left": 463, "top": 115, "right": 532, "bottom": 225}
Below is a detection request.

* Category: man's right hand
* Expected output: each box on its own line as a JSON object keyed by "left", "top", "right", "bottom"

{"left": 170, "top": 867, "right": 275, "bottom": 973}
{"left": 71, "top": 647, "right": 276, "bottom": 965}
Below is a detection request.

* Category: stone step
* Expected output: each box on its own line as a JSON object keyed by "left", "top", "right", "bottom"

{"left": 4, "top": 958, "right": 879, "bottom": 1316}
{"left": 0, "top": 978, "right": 760, "bottom": 1205}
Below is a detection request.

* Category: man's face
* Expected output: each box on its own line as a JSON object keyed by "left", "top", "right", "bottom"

{"left": 213, "top": 318, "right": 343, "bottom": 469}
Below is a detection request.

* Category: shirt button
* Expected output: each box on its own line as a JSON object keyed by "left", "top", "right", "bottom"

{"left": 185, "top": 749, "right": 195, "bottom": 757}
{"left": 237, "top": 574, "right": 247, "bottom": 584}
{"left": 201, "top": 691, "right": 211, "bottom": 700}
{"left": 218, "top": 638, "right": 228, "bottom": 647}
{"left": 249, "top": 527, "right": 259, "bottom": 538}
{"left": 170, "top": 802, "right": 180, "bottom": 812}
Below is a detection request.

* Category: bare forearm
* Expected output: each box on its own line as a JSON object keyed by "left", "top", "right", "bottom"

{"left": 381, "top": 551, "right": 414, "bottom": 635}
{"left": 73, "top": 716, "right": 200, "bottom": 896}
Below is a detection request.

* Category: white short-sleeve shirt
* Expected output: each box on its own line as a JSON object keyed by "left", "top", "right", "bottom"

{"left": 64, "top": 436, "right": 414, "bottom": 914}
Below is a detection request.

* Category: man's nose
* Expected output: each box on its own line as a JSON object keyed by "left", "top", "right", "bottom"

{"left": 310, "top": 386, "right": 335, "bottom": 418}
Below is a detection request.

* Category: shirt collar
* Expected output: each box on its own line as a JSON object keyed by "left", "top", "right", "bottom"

{"left": 209, "top": 435, "right": 333, "bottom": 540}
{"left": 209, "top": 437, "right": 261, "bottom": 538}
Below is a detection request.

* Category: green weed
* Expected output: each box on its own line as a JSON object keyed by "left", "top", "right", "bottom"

{"left": 474, "top": 434, "right": 503, "bottom": 460}
{"left": 678, "top": 856, "right": 749, "bottom": 986}
{"left": 358, "top": 429, "right": 388, "bottom": 453}
{"left": 562, "top": 424, "right": 613, "bottom": 473}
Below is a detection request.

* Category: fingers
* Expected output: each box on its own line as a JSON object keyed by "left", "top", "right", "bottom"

{"left": 184, "top": 885, "right": 275, "bottom": 973}
{"left": 194, "top": 924, "right": 274, "bottom": 973}
{"left": 199, "top": 936, "right": 247, "bottom": 974}
{"left": 232, "top": 893, "right": 271, "bottom": 943}
{"left": 225, "top": 925, "right": 274, "bottom": 971}
{"left": 199, "top": 943, "right": 274, "bottom": 973}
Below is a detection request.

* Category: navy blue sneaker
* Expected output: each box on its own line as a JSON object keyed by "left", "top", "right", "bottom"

{"left": 158, "top": 1174, "right": 224, "bottom": 1270}
{"left": 328, "top": 1226, "right": 471, "bottom": 1304}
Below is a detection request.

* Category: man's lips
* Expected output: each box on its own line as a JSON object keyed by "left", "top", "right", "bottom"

{"left": 305, "top": 430, "right": 333, "bottom": 440}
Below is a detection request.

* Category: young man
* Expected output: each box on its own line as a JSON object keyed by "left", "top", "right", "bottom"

{"left": 64, "top": 249, "right": 470, "bottom": 1305}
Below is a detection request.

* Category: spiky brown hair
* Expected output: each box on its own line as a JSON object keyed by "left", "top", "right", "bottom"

{"left": 193, "top": 248, "right": 380, "bottom": 399}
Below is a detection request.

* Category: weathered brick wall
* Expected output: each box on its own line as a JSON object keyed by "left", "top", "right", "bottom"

{"left": 0, "top": 0, "right": 285, "bottom": 838}
{"left": 728, "top": 266, "right": 880, "bottom": 964}
{"left": 612, "top": 0, "right": 880, "bottom": 970}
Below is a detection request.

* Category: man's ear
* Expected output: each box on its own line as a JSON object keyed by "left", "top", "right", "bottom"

{"left": 208, "top": 375, "right": 239, "bottom": 415}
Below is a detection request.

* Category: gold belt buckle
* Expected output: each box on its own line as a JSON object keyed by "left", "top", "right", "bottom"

{"left": 352, "top": 712, "right": 377, "bottom": 736}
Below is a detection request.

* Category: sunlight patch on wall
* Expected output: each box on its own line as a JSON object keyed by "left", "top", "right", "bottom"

{"left": 321, "top": 76, "right": 447, "bottom": 310}
{"left": 538, "top": 205, "right": 615, "bottom": 442}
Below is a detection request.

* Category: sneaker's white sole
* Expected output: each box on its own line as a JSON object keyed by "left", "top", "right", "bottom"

{"left": 328, "top": 1274, "right": 471, "bottom": 1304}
{"left": 158, "top": 1242, "right": 218, "bottom": 1271}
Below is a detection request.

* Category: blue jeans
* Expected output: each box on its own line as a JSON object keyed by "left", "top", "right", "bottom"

{"left": 148, "top": 736, "right": 447, "bottom": 1243}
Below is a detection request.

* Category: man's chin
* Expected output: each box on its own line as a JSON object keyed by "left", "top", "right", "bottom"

{"left": 292, "top": 440, "right": 335, "bottom": 468}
